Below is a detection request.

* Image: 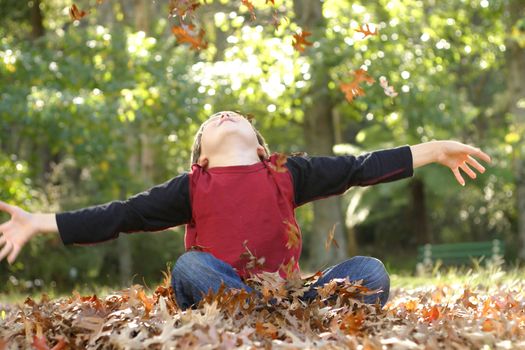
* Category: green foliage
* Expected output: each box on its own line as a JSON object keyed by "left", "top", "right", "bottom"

{"left": 0, "top": 0, "right": 520, "bottom": 291}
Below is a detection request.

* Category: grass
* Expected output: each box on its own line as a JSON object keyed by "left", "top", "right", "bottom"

{"left": 1, "top": 259, "right": 522, "bottom": 306}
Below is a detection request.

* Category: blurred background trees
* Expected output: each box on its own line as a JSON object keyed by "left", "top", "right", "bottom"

{"left": 0, "top": 0, "right": 523, "bottom": 294}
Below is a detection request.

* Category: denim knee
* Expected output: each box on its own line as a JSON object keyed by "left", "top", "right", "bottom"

{"left": 173, "top": 250, "right": 203, "bottom": 268}
{"left": 172, "top": 251, "right": 209, "bottom": 280}
{"left": 345, "top": 256, "right": 390, "bottom": 305}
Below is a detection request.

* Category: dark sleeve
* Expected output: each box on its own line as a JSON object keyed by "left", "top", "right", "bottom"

{"left": 56, "top": 173, "right": 191, "bottom": 245}
{"left": 285, "top": 145, "right": 414, "bottom": 207}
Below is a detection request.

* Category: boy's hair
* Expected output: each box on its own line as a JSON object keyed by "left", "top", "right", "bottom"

{"left": 190, "top": 111, "right": 271, "bottom": 166}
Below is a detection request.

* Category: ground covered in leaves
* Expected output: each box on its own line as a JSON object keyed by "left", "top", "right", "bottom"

{"left": 1, "top": 268, "right": 525, "bottom": 349}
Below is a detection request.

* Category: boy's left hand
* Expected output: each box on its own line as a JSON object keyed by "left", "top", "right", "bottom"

{"left": 435, "top": 140, "right": 492, "bottom": 186}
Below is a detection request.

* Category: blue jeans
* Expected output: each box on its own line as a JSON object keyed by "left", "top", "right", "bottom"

{"left": 171, "top": 251, "right": 390, "bottom": 310}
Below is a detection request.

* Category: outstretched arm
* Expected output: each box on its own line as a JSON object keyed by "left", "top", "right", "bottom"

{"left": 0, "top": 173, "right": 192, "bottom": 264}
{"left": 410, "top": 140, "right": 492, "bottom": 186}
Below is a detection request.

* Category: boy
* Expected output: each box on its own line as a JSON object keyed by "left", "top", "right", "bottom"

{"left": 0, "top": 111, "right": 491, "bottom": 309}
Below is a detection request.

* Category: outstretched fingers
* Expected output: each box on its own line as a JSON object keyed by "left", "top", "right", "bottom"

{"left": 0, "top": 240, "right": 12, "bottom": 262}
{"left": 452, "top": 167, "right": 465, "bottom": 186}
{"left": 7, "top": 244, "right": 20, "bottom": 264}
{"left": 465, "top": 145, "right": 492, "bottom": 164}
{"left": 466, "top": 155, "right": 486, "bottom": 174}
{"left": 459, "top": 162, "right": 477, "bottom": 179}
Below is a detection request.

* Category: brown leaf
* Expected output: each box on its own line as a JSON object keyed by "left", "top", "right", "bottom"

{"left": 284, "top": 220, "right": 301, "bottom": 250}
{"left": 292, "top": 30, "right": 313, "bottom": 52}
{"left": 340, "top": 308, "right": 366, "bottom": 334}
{"left": 172, "top": 24, "right": 208, "bottom": 50}
{"left": 268, "top": 152, "right": 288, "bottom": 173}
{"left": 255, "top": 321, "right": 279, "bottom": 339}
{"left": 340, "top": 69, "right": 375, "bottom": 102}
{"left": 325, "top": 223, "right": 340, "bottom": 250}
{"left": 241, "top": 0, "right": 256, "bottom": 21}
{"left": 69, "top": 4, "right": 88, "bottom": 21}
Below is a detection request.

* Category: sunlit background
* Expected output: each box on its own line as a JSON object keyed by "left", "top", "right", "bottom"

{"left": 0, "top": 0, "right": 524, "bottom": 295}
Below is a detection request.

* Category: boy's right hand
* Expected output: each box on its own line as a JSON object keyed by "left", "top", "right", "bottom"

{"left": 0, "top": 201, "right": 38, "bottom": 264}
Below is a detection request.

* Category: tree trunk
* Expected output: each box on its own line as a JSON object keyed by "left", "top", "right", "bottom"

{"left": 410, "top": 177, "right": 431, "bottom": 244}
{"left": 505, "top": 1, "right": 525, "bottom": 259}
{"left": 292, "top": 0, "right": 351, "bottom": 268}
{"left": 134, "top": 0, "right": 151, "bottom": 34}
{"left": 29, "top": 0, "right": 45, "bottom": 39}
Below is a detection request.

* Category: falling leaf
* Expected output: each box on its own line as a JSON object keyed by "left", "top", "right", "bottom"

{"left": 284, "top": 220, "right": 301, "bottom": 250}
{"left": 356, "top": 23, "right": 378, "bottom": 38}
{"left": 172, "top": 24, "right": 208, "bottom": 50}
{"left": 69, "top": 4, "right": 88, "bottom": 21}
{"left": 168, "top": 0, "right": 201, "bottom": 19}
{"left": 340, "top": 68, "right": 375, "bottom": 102}
{"left": 241, "top": 0, "right": 256, "bottom": 21}
{"left": 240, "top": 240, "right": 266, "bottom": 271}
{"left": 292, "top": 30, "right": 313, "bottom": 52}
{"left": 379, "top": 76, "right": 398, "bottom": 98}
{"left": 268, "top": 153, "right": 288, "bottom": 173}
{"left": 269, "top": 9, "right": 288, "bottom": 30}
{"left": 325, "top": 223, "right": 340, "bottom": 250}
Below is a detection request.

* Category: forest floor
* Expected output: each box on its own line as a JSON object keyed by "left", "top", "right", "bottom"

{"left": 1, "top": 263, "right": 524, "bottom": 349}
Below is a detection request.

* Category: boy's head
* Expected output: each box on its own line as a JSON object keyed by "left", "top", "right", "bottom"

{"left": 191, "top": 111, "right": 270, "bottom": 168}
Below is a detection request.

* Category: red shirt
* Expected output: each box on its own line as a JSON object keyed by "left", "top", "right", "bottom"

{"left": 185, "top": 154, "right": 301, "bottom": 279}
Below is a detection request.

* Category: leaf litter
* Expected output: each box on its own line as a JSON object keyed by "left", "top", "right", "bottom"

{"left": 1, "top": 270, "right": 525, "bottom": 349}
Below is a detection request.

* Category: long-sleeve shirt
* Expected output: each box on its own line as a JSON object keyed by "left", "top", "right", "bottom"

{"left": 56, "top": 146, "right": 414, "bottom": 278}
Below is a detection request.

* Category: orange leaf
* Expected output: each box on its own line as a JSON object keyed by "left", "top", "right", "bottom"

{"left": 241, "top": 0, "right": 256, "bottom": 20}
{"left": 354, "top": 68, "right": 375, "bottom": 85}
{"left": 137, "top": 290, "right": 154, "bottom": 317}
{"left": 255, "top": 321, "right": 279, "bottom": 339}
{"left": 340, "top": 308, "right": 366, "bottom": 334}
{"left": 292, "top": 30, "right": 313, "bottom": 52}
{"left": 422, "top": 305, "right": 440, "bottom": 322}
{"left": 355, "top": 23, "right": 378, "bottom": 38}
{"left": 69, "top": 4, "right": 88, "bottom": 21}
{"left": 280, "top": 256, "right": 298, "bottom": 278}
{"left": 172, "top": 25, "right": 208, "bottom": 50}
{"left": 268, "top": 153, "right": 288, "bottom": 173}
{"left": 284, "top": 220, "right": 301, "bottom": 250}
{"left": 340, "top": 69, "right": 375, "bottom": 102}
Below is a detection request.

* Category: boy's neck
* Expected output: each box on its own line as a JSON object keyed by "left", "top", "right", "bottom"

{"left": 206, "top": 152, "right": 261, "bottom": 169}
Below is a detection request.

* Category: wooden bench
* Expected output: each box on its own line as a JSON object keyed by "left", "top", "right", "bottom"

{"left": 416, "top": 239, "right": 505, "bottom": 269}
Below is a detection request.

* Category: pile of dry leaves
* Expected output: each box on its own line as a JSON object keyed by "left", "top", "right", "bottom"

{"left": 1, "top": 269, "right": 524, "bottom": 349}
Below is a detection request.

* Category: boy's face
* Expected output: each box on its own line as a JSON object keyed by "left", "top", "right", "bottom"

{"left": 198, "top": 111, "right": 266, "bottom": 167}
